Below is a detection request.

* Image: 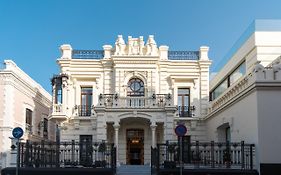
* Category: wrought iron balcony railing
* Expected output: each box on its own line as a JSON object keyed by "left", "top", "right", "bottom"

{"left": 72, "top": 50, "right": 104, "bottom": 59}
{"left": 75, "top": 105, "right": 92, "bottom": 117}
{"left": 98, "top": 94, "right": 173, "bottom": 108}
{"left": 168, "top": 51, "right": 199, "bottom": 60}
{"left": 178, "top": 105, "right": 195, "bottom": 117}
{"left": 71, "top": 49, "right": 199, "bottom": 60}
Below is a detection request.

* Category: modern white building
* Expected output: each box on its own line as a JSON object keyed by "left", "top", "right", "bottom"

{"left": 0, "top": 60, "right": 56, "bottom": 169}
{"left": 46, "top": 20, "right": 281, "bottom": 175}
{"left": 206, "top": 20, "right": 281, "bottom": 174}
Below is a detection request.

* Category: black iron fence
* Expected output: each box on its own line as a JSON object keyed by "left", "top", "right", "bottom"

{"left": 151, "top": 141, "right": 255, "bottom": 174}
{"left": 18, "top": 140, "right": 116, "bottom": 170}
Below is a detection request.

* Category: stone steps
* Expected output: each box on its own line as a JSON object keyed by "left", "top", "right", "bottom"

{"left": 117, "top": 165, "right": 151, "bottom": 175}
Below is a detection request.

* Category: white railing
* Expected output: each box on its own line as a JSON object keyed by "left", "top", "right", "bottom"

{"left": 118, "top": 97, "right": 152, "bottom": 108}
{"left": 51, "top": 104, "right": 63, "bottom": 114}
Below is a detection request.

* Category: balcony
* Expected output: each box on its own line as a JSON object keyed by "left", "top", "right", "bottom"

{"left": 98, "top": 94, "right": 173, "bottom": 108}
{"left": 49, "top": 104, "right": 68, "bottom": 122}
{"left": 75, "top": 105, "right": 93, "bottom": 117}
{"left": 178, "top": 105, "right": 195, "bottom": 117}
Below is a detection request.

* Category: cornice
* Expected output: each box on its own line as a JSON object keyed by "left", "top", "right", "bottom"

{"left": 0, "top": 72, "right": 51, "bottom": 107}
{"left": 112, "top": 60, "right": 158, "bottom": 64}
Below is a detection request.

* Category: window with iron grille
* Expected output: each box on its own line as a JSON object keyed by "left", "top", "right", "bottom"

{"left": 25, "top": 108, "right": 32, "bottom": 132}
{"left": 178, "top": 88, "right": 191, "bottom": 117}
{"left": 80, "top": 87, "right": 92, "bottom": 116}
{"left": 43, "top": 118, "right": 48, "bottom": 139}
{"left": 54, "top": 78, "right": 62, "bottom": 104}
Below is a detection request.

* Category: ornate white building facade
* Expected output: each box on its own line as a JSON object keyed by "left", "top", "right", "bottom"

{"left": 49, "top": 35, "right": 211, "bottom": 165}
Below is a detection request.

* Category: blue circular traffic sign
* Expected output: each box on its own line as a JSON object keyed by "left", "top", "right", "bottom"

{"left": 12, "top": 127, "right": 24, "bottom": 139}
{"left": 175, "top": 124, "right": 187, "bottom": 137}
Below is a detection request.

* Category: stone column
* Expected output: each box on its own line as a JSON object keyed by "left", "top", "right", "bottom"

{"left": 113, "top": 123, "right": 120, "bottom": 166}
{"left": 150, "top": 124, "right": 157, "bottom": 148}
{"left": 198, "top": 46, "right": 212, "bottom": 116}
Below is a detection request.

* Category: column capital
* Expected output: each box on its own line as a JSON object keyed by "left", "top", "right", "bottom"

{"left": 150, "top": 124, "right": 157, "bottom": 130}
{"left": 113, "top": 123, "right": 120, "bottom": 129}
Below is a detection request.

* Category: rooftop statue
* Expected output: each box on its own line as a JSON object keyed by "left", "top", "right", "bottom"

{"left": 146, "top": 35, "right": 158, "bottom": 56}
{"left": 114, "top": 35, "right": 158, "bottom": 56}
{"left": 114, "top": 35, "right": 126, "bottom": 55}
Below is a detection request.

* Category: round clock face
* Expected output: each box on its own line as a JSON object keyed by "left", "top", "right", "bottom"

{"left": 130, "top": 81, "right": 141, "bottom": 91}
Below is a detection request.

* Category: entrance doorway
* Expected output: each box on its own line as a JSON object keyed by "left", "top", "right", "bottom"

{"left": 79, "top": 135, "right": 93, "bottom": 167}
{"left": 126, "top": 129, "right": 144, "bottom": 165}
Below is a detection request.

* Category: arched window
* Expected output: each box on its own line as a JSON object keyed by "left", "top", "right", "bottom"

{"left": 127, "top": 78, "right": 144, "bottom": 96}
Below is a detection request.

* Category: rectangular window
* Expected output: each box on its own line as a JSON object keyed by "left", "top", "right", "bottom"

{"left": 80, "top": 87, "right": 93, "bottom": 116}
{"left": 229, "top": 62, "right": 246, "bottom": 86}
{"left": 178, "top": 88, "right": 191, "bottom": 117}
{"left": 25, "top": 109, "right": 32, "bottom": 132}
{"left": 55, "top": 80, "right": 62, "bottom": 104}
{"left": 210, "top": 61, "right": 246, "bottom": 101}
{"left": 43, "top": 118, "right": 48, "bottom": 139}
{"left": 211, "top": 79, "right": 228, "bottom": 100}
{"left": 225, "top": 127, "right": 231, "bottom": 142}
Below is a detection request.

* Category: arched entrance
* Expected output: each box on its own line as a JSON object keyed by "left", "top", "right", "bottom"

{"left": 126, "top": 129, "right": 144, "bottom": 165}
{"left": 117, "top": 117, "right": 151, "bottom": 165}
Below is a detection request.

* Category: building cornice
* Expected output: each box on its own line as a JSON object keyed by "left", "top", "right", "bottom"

{"left": 0, "top": 71, "right": 51, "bottom": 107}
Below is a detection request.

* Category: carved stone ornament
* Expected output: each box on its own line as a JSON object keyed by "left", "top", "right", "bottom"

{"left": 114, "top": 35, "right": 158, "bottom": 56}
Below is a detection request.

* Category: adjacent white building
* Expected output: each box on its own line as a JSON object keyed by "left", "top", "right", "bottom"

{"left": 0, "top": 60, "right": 56, "bottom": 169}
{"left": 206, "top": 20, "right": 281, "bottom": 173}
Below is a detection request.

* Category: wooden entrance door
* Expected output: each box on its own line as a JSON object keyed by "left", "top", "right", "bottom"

{"left": 126, "top": 129, "right": 144, "bottom": 165}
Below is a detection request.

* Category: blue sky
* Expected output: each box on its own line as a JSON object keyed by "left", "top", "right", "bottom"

{"left": 1, "top": 0, "right": 281, "bottom": 93}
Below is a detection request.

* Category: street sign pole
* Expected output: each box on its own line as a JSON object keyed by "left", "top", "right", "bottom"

{"left": 179, "top": 136, "right": 183, "bottom": 175}
{"left": 174, "top": 124, "right": 187, "bottom": 175}
{"left": 12, "top": 127, "right": 24, "bottom": 175}
{"left": 16, "top": 138, "right": 19, "bottom": 175}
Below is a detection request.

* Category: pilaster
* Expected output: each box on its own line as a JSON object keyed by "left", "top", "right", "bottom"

{"left": 164, "top": 106, "right": 177, "bottom": 141}
{"left": 95, "top": 107, "right": 107, "bottom": 141}
{"left": 199, "top": 46, "right": 212, "bottom": 117}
